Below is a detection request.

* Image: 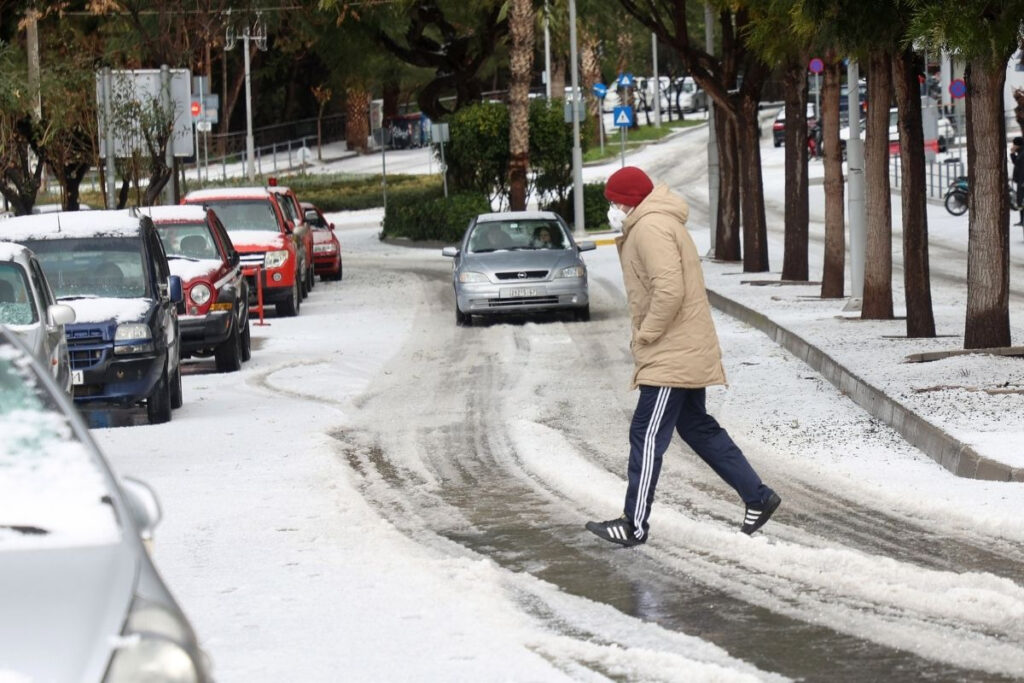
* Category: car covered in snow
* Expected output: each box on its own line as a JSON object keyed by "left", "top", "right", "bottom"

{"left": 441, "top": 210, "right": 595, "bottom": 326}
{"left": 143, "top": 205, "right": 252, "bottom": 372}
{"left": 0, "top": 241, "right": 76, "bottom": 392}
{"left": 301, "top": 201, "right": 342, "bottom": 281}
{"left": 0, "top": 210, "right": 184, "bottom": 424}
{"left": 0, "top": 326, "right": 211, "bottom": 682}
{"left": 183, "top": 187, "right": 303, "bottom": 317}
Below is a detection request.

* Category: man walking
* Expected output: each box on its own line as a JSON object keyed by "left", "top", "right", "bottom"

{"left": 586, "top": 166, "right": 781, "bottom": 547}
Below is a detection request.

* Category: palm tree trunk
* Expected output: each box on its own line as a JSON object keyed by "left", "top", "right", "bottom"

{"left": 782, "top": 56, "right": 809, "bottom": 281}
{"left": 507, "top": 0, "right": 534, "bottom": 211}
{"left": 892, "top": 48, "right": 935, "bottom": 338}
{"left": 345, "top": 88, "right": 370, "bottom": 154}
{"left": 964, "top": 60, "right": 1011, "bottom": 348}
{"left": 862, "top": 51, "right": 894, "bottom": 320}
{"left": 821, "top": 56, "right": 845, "bottom": 298}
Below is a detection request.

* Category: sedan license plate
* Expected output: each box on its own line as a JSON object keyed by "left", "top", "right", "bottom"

{"left": 72, "top": 370, "right": 84, "bottom": 386}
{"left": 502, "top": 286, "right": 542, "bottom": 298}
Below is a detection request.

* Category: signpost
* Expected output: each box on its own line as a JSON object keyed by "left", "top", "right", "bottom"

{"left": 809, "top": 57, "right": 824, "bottom": 120}
{"left": 592, "top": 82, "right": 607, "bottom": 154}
{"left": 613, "top": 105, "right": 633, "bottom": 167}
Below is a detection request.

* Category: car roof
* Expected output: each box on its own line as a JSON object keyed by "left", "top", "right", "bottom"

{"left": 0, "top": 210, "right": 143, "bottom": 241}
{"left": 134, "top": 205, "right": 209, "bottom": 223}
{"left": 474, "top": 210, "right": 561, "bottom": 223}
{"left": 0, "top": 240, "right": 33, "bottom": 262}
{"left": 185, "top": 187, "right": 273, "bottom": 201}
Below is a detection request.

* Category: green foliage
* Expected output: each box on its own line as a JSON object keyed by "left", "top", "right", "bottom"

{"left": 545, "top": 181, "right": 611, "bottom": 232}
{"left": 382, "top": 190, "right": 491, "bottom": 243}
{"left": 529, "top": 97, "right": 574, "bottom": 212}
{"left": 444, "top": 102, "right": 510, "bottom": 202}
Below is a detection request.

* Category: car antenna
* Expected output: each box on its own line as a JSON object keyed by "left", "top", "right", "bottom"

{"left": 55, "top": 211, "right": 62, "bottom": 232}
{"left": 128, "top": 205, "right": 139, "bottom": 217}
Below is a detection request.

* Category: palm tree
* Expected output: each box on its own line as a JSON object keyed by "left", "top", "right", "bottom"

{"left": 508, "top": 0, "right": 536, "bottom": 210}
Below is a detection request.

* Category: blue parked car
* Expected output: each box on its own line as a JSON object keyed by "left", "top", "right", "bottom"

{"left": 1, "top": 210, "right": 184, "bottom": 424}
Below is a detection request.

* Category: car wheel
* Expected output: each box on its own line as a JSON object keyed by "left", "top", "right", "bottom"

{"left": 299, "top": 268, "right": 308, "bottom": 299}
{"left": 455, "top": 304, "right": 472, "bottom": 327}
{"left": 774, "top": 139, "right": 782, "bottom": 148}
{"left": 307, "top": 264, "right": 316, "bottom": 291}
{"left": 575, "top": 304, "right": 591, "bottom": 322}
{"left": 170, "top": 364, "right": 183, "bottom": 409}
{"left": 276, "top": 279, "right": 300, "bottom": 317}
{"left": 240, "top": 320, "right": 252, "bottom": 362}
{"left": 146, "top": 364, "right": 172, "bottom": 424}
{"left": 333, "top": 260, "right": 343, "bottom": 281}
{"left": 215, "top": 321, "right": 243, "bottom": 373}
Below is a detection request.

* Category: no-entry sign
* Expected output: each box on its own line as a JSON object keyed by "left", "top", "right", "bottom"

{"left": 949, "top": 78, "right": 966, "bottom": 99}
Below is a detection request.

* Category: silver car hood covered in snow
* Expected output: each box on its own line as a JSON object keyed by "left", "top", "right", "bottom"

{"left": 0, "top": 542, "right": 136, "bottom": 681}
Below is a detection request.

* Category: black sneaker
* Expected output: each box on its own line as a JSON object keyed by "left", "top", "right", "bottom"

{"left": 585, "top": 515, "right": 646, "bottom": 547}
{"left": 741, "top": 493, "right": 781, "bottom": 535}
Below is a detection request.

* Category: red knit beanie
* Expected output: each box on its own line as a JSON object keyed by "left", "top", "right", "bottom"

{"left": 604, "top": 166, "right": 654, "bottom": 207}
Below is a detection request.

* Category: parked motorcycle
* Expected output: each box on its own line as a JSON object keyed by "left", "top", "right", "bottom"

{"left": 944, "top": 176, "right": 968, "bottom": 216}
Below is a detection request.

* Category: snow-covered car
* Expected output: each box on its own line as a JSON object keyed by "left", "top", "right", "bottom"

{"left": 184, "top": 187, "right": 303, "bottom": 317}
{"left": 0, "top": 326, "right": 211, "bottom": 682}
{"left": 144, "top": 205, "right": 252, "bottom": 372}
{"left": 301, "top": 201, "right": 343, "bottom": 281}
{"left": 0, "top": 241, "right": 76, "bottom": 392}
{"left": 1, "top": 210, "right": 184, "bottom": 424}
{"left": 674, "top": 76, "right": 707, "bottom": 113}
{"left": 441, "top": 210, "right": 595, "bottom": 326}
{"left": 839, "top": 107, "right": 955, "bottom": 154}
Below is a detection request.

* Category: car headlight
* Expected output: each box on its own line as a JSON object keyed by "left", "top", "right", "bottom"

{"left": 114, "top": 323, "right": 154, "bottom": 355}
{"left": 458, "top": 271, "right": 489, "bottom": 283}
{"left": 104, "top": 597, "right": 205, "bottom": 683}
{"left": 555, "top": 265, "right": 585, "bottom": 279}
{"left": 313, "top": 243, "right": 337, "bottom": 254}
{"left": 264, "top": 250, "right": 289, "bottom": 269}
{"left": 189, "top": 283, "right": 211, "bottom": 305}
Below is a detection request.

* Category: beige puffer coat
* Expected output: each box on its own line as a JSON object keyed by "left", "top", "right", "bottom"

{"left": 614, "top": 184, "right": 727, "bottom": 389}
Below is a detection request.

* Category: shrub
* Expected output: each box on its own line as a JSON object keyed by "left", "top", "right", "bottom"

{"left": 445, "top": 102, "right": 509, "bottom": 203}
{"left": 545, "top": 181, "right": 610, "bottom": 232}
{"left": 530, "top": 98, "right": 573, "bottom": 212}
{"left": 382, "top": 190, "right": 491, "bottom": 243}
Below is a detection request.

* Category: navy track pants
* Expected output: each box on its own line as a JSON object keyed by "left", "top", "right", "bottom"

{"left": 623, "top": 385, "right": 773, "bottom": 540}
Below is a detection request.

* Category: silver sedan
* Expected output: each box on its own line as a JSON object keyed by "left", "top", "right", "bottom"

{"left": 442, "top": 211, "right": 596, "bottom": 326}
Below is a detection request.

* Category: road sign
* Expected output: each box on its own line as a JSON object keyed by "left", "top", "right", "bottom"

{"left": 592, "top": 82, "right": 607, "bottom": 98}
{"left": 617, "top": 73, "right": 634, "bottom": 89}
{"left": 613, "top": 106, "right": 633, "bottom": 128}
{"left": 949, "top": 78, "right": 967, "bottom": 99}
{"left": 809, "top": 57, "right": 824, "bottom": 74}
{"left": 190, "top": 100, "right": 201, "bottom": 117}
{"left": 196, "top": 120, "right": 212, "bottom": 132}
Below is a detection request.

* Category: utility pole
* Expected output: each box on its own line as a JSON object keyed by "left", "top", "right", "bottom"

{"left": 225, "top": 11, "right": 268, "bottom": 182}
{"left": 846, "top": 59, "right": 866, "bottom": 310}
{"left": 705, "top": 3, "right": 719, "bottom": 249}
{"left": 568, "top": 0, "right": 585, "bottom": 236}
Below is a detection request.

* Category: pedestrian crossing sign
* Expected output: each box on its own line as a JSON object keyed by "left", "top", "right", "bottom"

{"left": 613, "top": 106, "right": 633, "bottom": 128}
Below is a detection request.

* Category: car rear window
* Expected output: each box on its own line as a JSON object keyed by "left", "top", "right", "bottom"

{"left": 156, "top": 221, "right": 219, "bottom": 260}
{"left": 204, "top": 200, "right": 280, "bottom": 232}
{"left": 0, "top": 262, "right": 39, "bottom": 325}
{"left": 0, "top": 345, "right": 121, "bottom": 550}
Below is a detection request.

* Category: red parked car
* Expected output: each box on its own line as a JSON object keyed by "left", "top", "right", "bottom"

{"left": 266, "top": 181, "right": 315, "bottom": 297}
{"left": 301, "top": 202, "right": 342, "bottom": 281}
{"left": 144, "top": 205, "right": 252, "bottom": 372}
{"left": 183, "top": 187, "right": 303, "bottom": 317}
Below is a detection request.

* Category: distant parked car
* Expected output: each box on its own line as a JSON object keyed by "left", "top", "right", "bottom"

{"left": 266, "top": 181, "right": 315, "bottom": 297}
{"left": 184, "top": 187, "right": 303, "bottom": 317}
{"left": 0, "top": 241, "right": 76, "bottom": 392}
{"left": 674, "top": 76, "right": 707, "bottom": 113}
{"left": 144, "top": 205, "right": 252, "bottom": 372}
{"left": 0, "top": 327, "right": 211, "bottom": 682}
{"left": 301, "top": 202, "right": 343, "bottom": 281}
{"left": 839, "top": 107, "right": 955, "bottom": 155}
{"left": 441, "top": 210, "right": 595, "bottom": 326}
{"left": 1, "top": 210, "right": 184, "bottom": 424}
{"left": 772, "top": 104, "right": 817, "bottom": 148}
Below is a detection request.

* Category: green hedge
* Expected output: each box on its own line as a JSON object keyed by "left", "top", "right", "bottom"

{"left": 382, "top": 190, "right": 491, "bottom": 243}
{"left": 544, "top": 181, "right": 611, "bottom": 232}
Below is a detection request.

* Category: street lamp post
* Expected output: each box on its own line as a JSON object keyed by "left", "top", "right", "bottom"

{"left": 568, "top": 0, "right": 584, "bottom": 236}
{"left": 225, "top": 12, "right": 268, "bottom": 182}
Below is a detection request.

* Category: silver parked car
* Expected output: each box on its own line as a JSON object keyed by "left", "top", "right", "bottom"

{"left": 0, "top": 327, "right": 211, "bottom": 682}
{"left": 442, "top": 210, "right": 596, "bottom": 326}
{"left": 0, "top": 241, "right": 76, "bottom": 392}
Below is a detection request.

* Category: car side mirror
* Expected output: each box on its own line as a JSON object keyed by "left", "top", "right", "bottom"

{"left": 120, "top": 477, "right": 162, "bottom": 540}
{"left": 329, "top": 223, "right": 335, "bottom": 231}
{"left": 47, "top": 303, "right": 76, "bottom": 326}
{"left": 577, "top": 241, "right": 597, "bottom": 252}
{"left": 441, "top": 246, "right": 459, "bottom": 258}
{"left": 168, "top": 275, "right": 184, "bottom": 303}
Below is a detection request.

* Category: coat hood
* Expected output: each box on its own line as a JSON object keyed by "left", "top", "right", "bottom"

{"left": 621, "top": 184, "right": 689, "bottom": 240}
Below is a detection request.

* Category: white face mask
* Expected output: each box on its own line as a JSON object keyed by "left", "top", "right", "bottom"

{"left": 607, "top": 205, "right": 628, "bottom": 231}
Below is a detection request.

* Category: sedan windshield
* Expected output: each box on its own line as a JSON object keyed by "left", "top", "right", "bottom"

{"left": 24, "top": 237, "right": 148, "bottom": 300}
{"left": 204, "top": 200, "right": 279, "bottom": 232}
{"left": 469, "top": 220, "right": 569, "bottom": 253}
{"left": 156, "top": 222, "right": 219, "bottom": 260}
{"left": 0, "top": 262, "right": 38, "bottom": 325}
{"left": 0, "top": 343, "right": 120, "bottom": 549}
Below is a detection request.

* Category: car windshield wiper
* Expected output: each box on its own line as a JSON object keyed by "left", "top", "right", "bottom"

{"left": 57, "top": 295, "right": 97, "bottom": 301}
{"left": 166, "top": 255, "right": 198, "bottom": 261}
{"left": 0, "top": 524, "right": 49, "bottom": 536}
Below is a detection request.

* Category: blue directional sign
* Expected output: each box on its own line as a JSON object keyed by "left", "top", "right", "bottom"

{"left": 613, "top": 106, "right": 633, "bottom": 128}
{"left": 617, "top": 73, "right": 635, "bottom": 89}
{"left": 592, "top": 82, "right": 608, "bottom": 98}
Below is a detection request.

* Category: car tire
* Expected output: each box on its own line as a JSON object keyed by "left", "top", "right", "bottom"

{"left": 575, "top": 304, "right": 591, "bottom": 322}
{"left": 240, "top": 320, "right": 252, "bottom": 362}
{"left": 215, "top": 321, "right": 243, "bottom": 373}
{"left": 455, "top": 305, "right": 472, "bottom": 327}
{"left": 276, "top": 279, "right": 300, "bottom": 317}
{"left": 147, "top": 364, "right": 172, "bottom": 424}
{"left": 170, "top": 364, "right": 183, "bottom": 409}
{"left": 299, "top": 268, "right": 308, "bottom": 299}
{"left": 333, "top": 261, "right": 343, "bottom": 281}
{"left": 307, "top": 264, "right": 316, "bottom": 291}
{"left": 774, "top": 139, "right": 782, "bottom": 148}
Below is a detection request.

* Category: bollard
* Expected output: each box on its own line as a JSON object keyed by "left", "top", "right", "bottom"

{"left": 244, "top": 265, "right": 270, "bottom": 327}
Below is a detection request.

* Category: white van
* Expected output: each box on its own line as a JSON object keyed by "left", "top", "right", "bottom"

{"left": 675, "top": 77, "right": 707, "bottom": 113}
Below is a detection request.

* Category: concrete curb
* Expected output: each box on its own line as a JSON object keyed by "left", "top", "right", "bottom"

{"left": 707, "top": 289, "right": 1024, "bottom": 483}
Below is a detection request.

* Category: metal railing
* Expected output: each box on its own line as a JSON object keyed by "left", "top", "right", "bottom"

{"left": 890, "top": 154, "right": 966, "bottom": 201}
